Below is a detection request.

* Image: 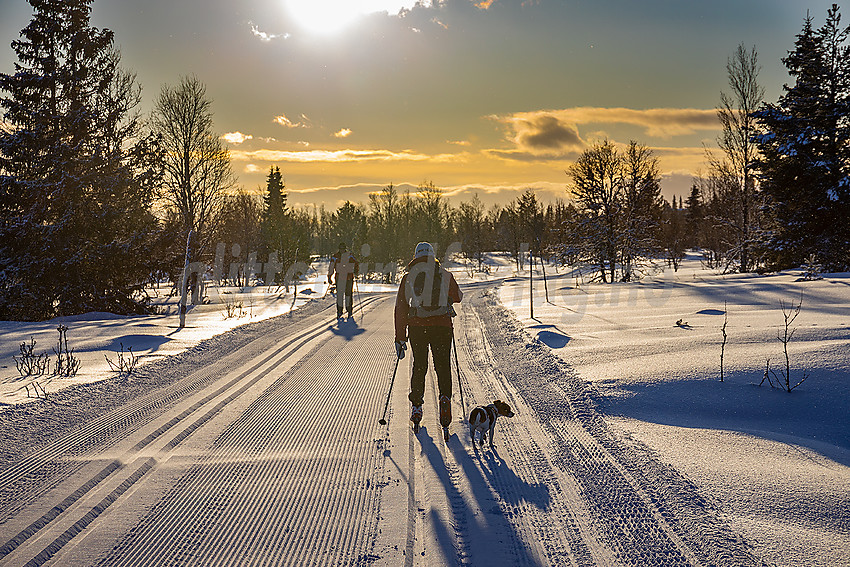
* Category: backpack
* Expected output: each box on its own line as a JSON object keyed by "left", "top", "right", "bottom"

{"left": 407, "top": 261, "right": 451, "bottom": 318}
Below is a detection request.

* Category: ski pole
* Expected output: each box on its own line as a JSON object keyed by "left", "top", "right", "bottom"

{"left": 378, "top": 354, "right": 401, "bottom": 426}
{"left": 354, "top": 278, "right": 364, "bottom": 322}
{"left": 452, "top": 334, "right": 465, "bottom": 417}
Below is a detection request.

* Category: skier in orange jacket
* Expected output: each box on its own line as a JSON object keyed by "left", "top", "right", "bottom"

{"left": 394, "top": 242, "right": 462, "bottom": 433}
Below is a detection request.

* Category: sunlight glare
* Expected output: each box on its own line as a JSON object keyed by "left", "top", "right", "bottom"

{"left": 287, "top": 1, "right": 359, "bottom": 34}
{"left": 285, "top": 1, "right": 422, "bottom": 35}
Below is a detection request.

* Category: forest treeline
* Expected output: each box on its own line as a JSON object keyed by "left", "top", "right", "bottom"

{"left": 1, "top": 0, "right": 848, "bottom": 320}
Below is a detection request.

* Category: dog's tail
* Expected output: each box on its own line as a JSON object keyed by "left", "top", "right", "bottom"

{"left": 469, "top": 407, "right": 485, "bottom": 424}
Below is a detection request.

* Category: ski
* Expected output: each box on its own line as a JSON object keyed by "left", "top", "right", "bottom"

{"left": 412, "top": 422, "right": 420, "bottom": 434}
{"left": 442, "top": 426, "right": 450, "bottom": 442}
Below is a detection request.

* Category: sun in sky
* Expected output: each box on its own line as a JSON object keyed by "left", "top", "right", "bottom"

{"left": 2, "top": 0, "right": 835, "bottom": 209}
{"left": 285, "top": 0, "right": 421, "bottom": 35}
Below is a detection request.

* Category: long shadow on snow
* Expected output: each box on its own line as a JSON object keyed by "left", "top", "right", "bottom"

{"left": 596, "top": 372, "right": 850, "bottom": 467}
{"left": 417, "top": 425, "right": 541, "bottom": 565}
{"left": 328, "top": 319, "right": 365, "bottom": 341}
{"left": 450, "top": 442, "right": 553, "bottom": 512}
{"left": 645, "top": 275, "right": 850, "bottom": 319}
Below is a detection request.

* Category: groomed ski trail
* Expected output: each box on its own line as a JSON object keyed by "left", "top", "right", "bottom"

{"left": 0, "top": 286, "right": 766, "bottom": 566}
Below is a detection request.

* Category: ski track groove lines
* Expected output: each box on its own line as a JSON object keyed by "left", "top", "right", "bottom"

{"left": 0, "top": 298, "right": 352, "bottom": 516}
{"left": 97, "top": 296, "right": 389, "bottom": 566}
{"left": 0, "top": 288, "right": 768, "bottom": 566}
{"left": 0, "top": 297, "right": 386, "bottom": 566}
{"left": 466, "top": 287, "right": 767, "bottom": 567}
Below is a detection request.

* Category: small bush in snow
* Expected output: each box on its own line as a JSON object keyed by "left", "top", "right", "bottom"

{"left": 14, "top": 337, "right": 50, "bottom": 378}
{"left": 53, "top": 325, "right": 81, "bottom": 377}
{"left": 798, "top": 254, "right": 823, "bottom": 281}
{"left": 105, "top": 343, "right": 138, "bottom": 378}
{"left": 760, "top": 294, "right": 809, "bottom": 392}
{"left": 223, "top": 297, "right": 246, "bottom": 319}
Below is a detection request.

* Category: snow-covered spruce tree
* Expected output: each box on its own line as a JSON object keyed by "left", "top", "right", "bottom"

{"left": 0, "top": 0, "right": 162, "bottom": 320}
{"left": 754, "top": 5, "right": 850, "bottom": 271}
{"left": 517, "top": 189, "right": 547, "bottom": 269}
{"left": 684, "top": 183, "right": 705, "bottom": 250}
{"left": 260, "top": 165, "right": 289, "bottom": 283}
{"left": 659, "top": 197, "right": 686, "bottom": 272}
{"left": 456, "top": 193, "right": 490, "bottom": 273}
{"left": 496, "top": 200, "right": 524, "bottom": 272}
{"left": 258, "top": 165, "right": 310, "bottom": 281}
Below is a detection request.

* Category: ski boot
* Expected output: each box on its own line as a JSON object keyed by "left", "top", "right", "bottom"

{"left": 411, "top": 404, "right": 422, "bottom": 434}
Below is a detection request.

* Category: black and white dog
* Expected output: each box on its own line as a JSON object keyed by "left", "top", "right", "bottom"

{"left": 468, "top": 400, "right": 515, "bottom": 449}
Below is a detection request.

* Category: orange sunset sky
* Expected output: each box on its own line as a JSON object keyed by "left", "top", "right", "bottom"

{"left": 1, "top": 0, "right": 841, "bottom": 209}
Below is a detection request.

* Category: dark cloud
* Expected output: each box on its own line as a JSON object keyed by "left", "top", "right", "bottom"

{"left": 515, "top": 115, "right": 584, "bottom": 150}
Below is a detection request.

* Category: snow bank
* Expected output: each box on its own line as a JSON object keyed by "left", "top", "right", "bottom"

{"left": 0, "top": 267, "right": 369, "bottom": 406}
{"left": 498, "top": 253, "right": 850, "bottom": 567}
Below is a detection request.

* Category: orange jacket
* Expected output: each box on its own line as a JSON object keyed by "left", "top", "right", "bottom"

{"left": 394, "top": 256, "right": 462, "bottom": 342}
{"left": 328, "top": 253, "right": 359, "bottom": 283}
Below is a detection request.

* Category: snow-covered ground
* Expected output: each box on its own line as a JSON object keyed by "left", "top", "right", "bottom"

{"left": 0, "top": 261, "right": 393, "bottom": 406}
{"left": 1, "top": 251, "right": 847, "bottom": 565}
{"left": 499, "top": 252, "right": 850, "bottom": 566}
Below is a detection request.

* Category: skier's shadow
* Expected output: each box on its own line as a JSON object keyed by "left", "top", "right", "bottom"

{"left": 417, "top": 426, "right": 540, "bottom": 564}
{"left": 449, "top": 435, "right": 551, "bottom": 511}
{"left": 479, "top": 450, "right": 552, "bottom": 509}
{"left": 328, "top": 319, "right": 365, "bottom": 341}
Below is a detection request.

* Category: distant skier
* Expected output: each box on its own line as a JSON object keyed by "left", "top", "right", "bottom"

{"left": 328, "top": 242, "right": 359, "bottom": 319}
{"left": 394, "top": 242, "right": 463, "bottom": 437}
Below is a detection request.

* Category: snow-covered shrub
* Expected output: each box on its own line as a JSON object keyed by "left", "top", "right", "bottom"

{"left": 799, "top": 254, "right": 823, "bottom": 281}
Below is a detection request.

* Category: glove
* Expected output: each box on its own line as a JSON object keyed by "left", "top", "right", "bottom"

{"left": 394, "top": 340, "right": 407, "bottom": 360}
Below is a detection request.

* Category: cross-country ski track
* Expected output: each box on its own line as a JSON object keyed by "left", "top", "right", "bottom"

{"left": 0, "top": 286, "right": 765, "bottom": 566}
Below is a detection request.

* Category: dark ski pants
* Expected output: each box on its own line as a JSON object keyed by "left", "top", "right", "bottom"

{"left": 407, "top": 325, "right": 453, "bottom": 407}
{"left": 337, "top": 278, "right": 354, "bottom": 316}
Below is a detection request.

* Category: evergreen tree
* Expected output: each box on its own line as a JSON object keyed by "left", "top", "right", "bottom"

{"left": 495, "top": 201, "right": 523, "bottom": 271}
{"left": 456, "top": 193, "right": 489, "bottom": 271}
{"left": 0, "top": 0, "right": 161, "bottom": 320}
{"left": 261, "top": 166, "right": 287, "bottom": 255}
{"left": 264, "top": 166, "right": 286, "bottom": 219}
{"left": 260, "top": 166, "right": 295, "bottom": 282}
{"left": 684, "top": 184, "right": 704, "bottom": 248}
{"left": 517, "top": 189, "right": 546, "bottom": 266}
{"left": 754, "top": 5, "right": 850, "bottom": 270}
{"left": 660, "top": 198, "right": 687, "bottom": 271}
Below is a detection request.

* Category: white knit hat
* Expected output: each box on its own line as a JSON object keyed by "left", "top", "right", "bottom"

{"left": 414, "top": 242, "right": 435, "bottom": 259}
